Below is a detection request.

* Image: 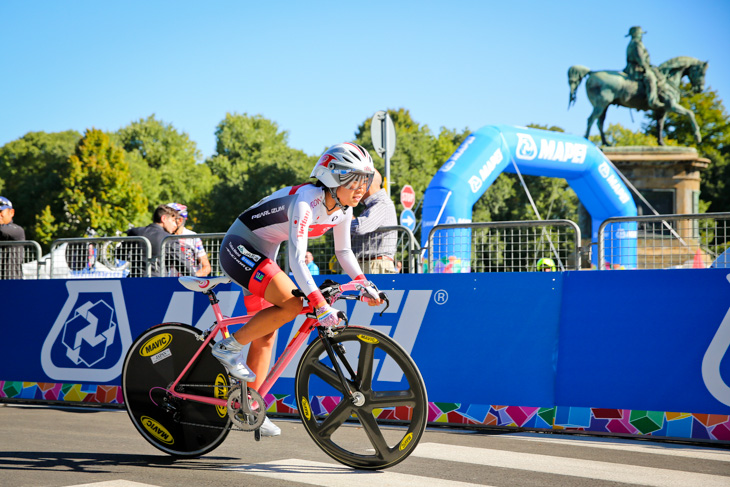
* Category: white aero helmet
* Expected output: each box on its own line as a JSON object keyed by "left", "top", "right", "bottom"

{"left": 311, "top": 142, "right": 375, "bottom": 191}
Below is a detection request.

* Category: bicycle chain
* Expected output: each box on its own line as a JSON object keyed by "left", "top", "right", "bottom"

{"left": 170, "top": 383, "right": 261, "bottom": 433}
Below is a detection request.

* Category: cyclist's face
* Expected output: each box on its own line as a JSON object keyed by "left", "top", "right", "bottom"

{"left": 174, "top": 217, "right": 186, "bottom": 234}
{"left": 336, "top": 180, "right": 367, "bottom": 207}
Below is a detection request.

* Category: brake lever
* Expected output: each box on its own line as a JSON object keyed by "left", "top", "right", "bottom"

{"left": 337, "top": 310, "right": 349, "bottom": 326}
{"left": 378, "top": 292, "right": 390, "bottom": 316}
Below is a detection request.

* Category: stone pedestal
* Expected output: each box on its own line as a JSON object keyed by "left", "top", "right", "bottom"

{"left": 598, "top": 146, "right": 711, "bottom": 268}
{"left": 601, "top": 146, "right": 710, "bottom": 215}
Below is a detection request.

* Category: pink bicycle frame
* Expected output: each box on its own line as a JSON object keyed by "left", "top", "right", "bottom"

{"left": 163, "top": 283, "right": 364, "bottom": 408}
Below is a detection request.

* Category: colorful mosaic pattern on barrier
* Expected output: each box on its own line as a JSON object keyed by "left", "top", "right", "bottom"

{"left": 3, "top": 381, "right": 728, "bottom": 442}
{"left": 1, "top": 381, "right": 123, "bottom": 404}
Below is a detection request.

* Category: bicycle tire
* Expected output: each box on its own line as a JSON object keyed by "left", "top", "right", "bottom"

{"left": 122, "top": 323, "right": 232, "bottom": 457}
{"left": 295, "top": 326, "right": 428, "bottom": 470}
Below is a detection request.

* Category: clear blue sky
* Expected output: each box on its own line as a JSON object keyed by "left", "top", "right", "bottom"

{"left": 1, "top": 1, "right": 728, "bottom": 160}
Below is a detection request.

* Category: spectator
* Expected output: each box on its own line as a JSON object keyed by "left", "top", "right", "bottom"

{"left": 166, "top": 202, "right": 211, "bottom": 277}
{"left": 0, "top": 196, "right": 25, "bottom": 279}
{"left": 305, "top": 251, "right": 320, "bottom": 275}
{"left": 396, "top": 261, "right": 403, "bottom": 273}
{"left": 537, "top": 257, "right": 556, "bottom": 272}
{"left": 351, "top": 169, "right": 397, "bottom": 274}
{"left": 126, "top": 205, "right": 194, "bottom": 277}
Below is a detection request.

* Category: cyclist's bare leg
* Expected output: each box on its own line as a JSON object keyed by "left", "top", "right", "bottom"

{"left": 246, "top": 332, "right": 275, "bottom": 391}
{"left": 230, "top": 271, "right": 302, "bottom": 388}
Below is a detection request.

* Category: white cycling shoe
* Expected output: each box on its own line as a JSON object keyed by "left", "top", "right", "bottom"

{"left": 260, "top": 416, "right": 281, "bottom": 437}
{"left": 211, "top": 337, "right": 256, "bottom": 382}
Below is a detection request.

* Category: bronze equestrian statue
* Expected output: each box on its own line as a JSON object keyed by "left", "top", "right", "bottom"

{"left": 568, "top": 26, "right": 708, "bottom": 146}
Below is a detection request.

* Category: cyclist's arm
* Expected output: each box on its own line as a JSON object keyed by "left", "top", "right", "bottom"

{"left": 334, "top": 210, "right": 366, "bottom": 281}
{"left": 196, "top": 253, "right": 211, "bottom": 276}
{"left": 288, "top": 198, "right": 323, "bottom": 304}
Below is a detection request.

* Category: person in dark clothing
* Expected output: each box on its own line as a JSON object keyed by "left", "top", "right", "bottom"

{"left": 0, "top": 196, "right": 26, "bottom": 279}
{"left": 125, "top": 205, "right": 195, "bottom": 277}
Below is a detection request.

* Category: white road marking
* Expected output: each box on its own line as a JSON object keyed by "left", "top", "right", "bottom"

{"left": 412, "top": 443, "right": 730, "bottom": 487}
{"left": 226, "top": 458, "right": 492, "bottom": 486}
{"left": 495, "top": 433, "right": 730, "bottom": 462}
{"left": 68, "top": 482, "right": 160, "bottom": 487}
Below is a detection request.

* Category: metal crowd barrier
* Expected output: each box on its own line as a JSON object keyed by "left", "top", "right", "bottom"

{"left": 0, "top": 240, "right": 43, "bottom": 280}
{"left": 160, "top": 232, "right": 225, "bottom": 277}
{"left": 598, "top": 212, "right": 730, "bottom": 270}
{"left": 426, "top": 220, "right": 583, "bottom": 273}
{"left": 298, "top": 225, "right": 420, "bottom": 275}
{"left": 50, "top": 237, "right": 152, "bottom": 278}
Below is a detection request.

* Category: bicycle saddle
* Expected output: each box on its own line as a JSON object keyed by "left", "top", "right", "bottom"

{"left": 178, "top": 276, "right": 232, "bottom": 292}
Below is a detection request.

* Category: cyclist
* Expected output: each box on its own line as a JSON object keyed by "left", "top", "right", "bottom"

{"left": 537, "top": 257, "right": 556, "bottom": 272}
{"left": 212, "top": 142, "right": 384, "bottom": 436}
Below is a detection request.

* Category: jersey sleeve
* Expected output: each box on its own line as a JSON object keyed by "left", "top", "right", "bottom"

{"left": 288, "top": 195, "right": 321, "bottom": 302}
{"left": 334, "top": 210, "right": 365, "bottom": 280}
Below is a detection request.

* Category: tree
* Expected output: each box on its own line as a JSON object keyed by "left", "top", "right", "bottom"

{"left": 354, "top": 108, "right": 471, "bottom": 220}
{"left": 114, "top": 115, "right": 216, "bottom": 227}
{"left": 203, "top": 113, "right": 315, "bottom": 231}
{"left": 643, "top": 85, "right": 730, "bottom": 212}
{"left": 36, "top": 129, "right": 148, "bottom": 245}
{"left": 0, "top": 130, "right": 80, "bottom": 242}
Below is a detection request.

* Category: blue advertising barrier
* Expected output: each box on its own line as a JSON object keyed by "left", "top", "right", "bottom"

{"left": 1, "top": 269, "right": 729, "bottom": 441}
{"left": 421, "top": 125, "right": 638, "bottom": 268}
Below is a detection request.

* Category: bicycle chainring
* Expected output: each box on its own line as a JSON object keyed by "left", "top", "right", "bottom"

{"left": 227, "top": 385, "right": 265, "bottom": 431}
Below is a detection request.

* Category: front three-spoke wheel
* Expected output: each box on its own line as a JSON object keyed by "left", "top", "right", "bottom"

{"left": 295, "top": 326, "right": 428, "bottom": 470}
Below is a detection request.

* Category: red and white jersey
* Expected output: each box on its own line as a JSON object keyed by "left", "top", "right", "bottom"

{"left": 230, "top": 183, "right": 362, "bottom": 296}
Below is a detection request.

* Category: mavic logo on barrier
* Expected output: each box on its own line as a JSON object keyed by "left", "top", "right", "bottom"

{"left": 701, "top": 273, "right": 730, "bottom": 407}
{"left": 41, "top": 281, "right": 133, "bottom": 382}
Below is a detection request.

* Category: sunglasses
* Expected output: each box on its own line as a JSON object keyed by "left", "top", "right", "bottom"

{"left": 335, "top": 171, "right": 374, "bottom": 191}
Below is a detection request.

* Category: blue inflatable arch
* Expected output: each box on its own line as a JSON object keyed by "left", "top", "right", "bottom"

{"left": 421, "top": 125, "right": 638, "bottom": 269}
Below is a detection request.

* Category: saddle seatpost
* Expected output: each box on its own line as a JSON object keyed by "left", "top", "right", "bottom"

{"left": 204, "top": 289, "right": 219, "bottom": 306}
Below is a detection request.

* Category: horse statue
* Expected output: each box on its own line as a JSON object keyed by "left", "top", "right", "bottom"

{"left": 568, "top": 56, "right": 708, "bottom": 146}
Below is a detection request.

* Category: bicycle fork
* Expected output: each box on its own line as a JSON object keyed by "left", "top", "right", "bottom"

{"left": 318, "top": 327, "right": 364, "bottom": 406}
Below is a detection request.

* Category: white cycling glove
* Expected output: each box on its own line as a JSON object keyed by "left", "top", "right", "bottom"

{"left": 315, "top": 305, "right": 340, "bottom": 328}
{"left": 359, "top": 282, "right": 380, "bottom": 301}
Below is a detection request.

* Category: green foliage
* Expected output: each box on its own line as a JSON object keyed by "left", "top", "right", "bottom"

{"left": 0, "top": 130, "right": 81, "bottom": 242}
{"left": 114, "top": 115, "right": 216, "bottom": 227}
{"left": 644, "top": 85, "right": 730, "bottom": 212}
{"left": 45, "top": 129, "right": 148, "bottom": 244}
{"left": 203, "top": 113, "right": 315, "bottom": 232}
{"left": 354, "top": 108, "right": 471, "bottom": 221}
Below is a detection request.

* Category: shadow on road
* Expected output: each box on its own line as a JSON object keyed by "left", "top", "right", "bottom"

{"left": 0, "top": 451, "right": 240, "bottom": 473}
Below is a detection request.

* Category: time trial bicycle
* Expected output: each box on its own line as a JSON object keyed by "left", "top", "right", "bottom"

{"left": 121, "top": 276, "right": 428, "bottom": 470}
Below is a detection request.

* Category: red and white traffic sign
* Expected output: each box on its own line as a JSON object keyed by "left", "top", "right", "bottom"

{"left": 400, "top": 185, "right": 415, "bottom": 210}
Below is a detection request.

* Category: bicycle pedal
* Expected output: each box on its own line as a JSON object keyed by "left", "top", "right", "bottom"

{"left": 254, "top": 429, "right": 261, "bottom": 442}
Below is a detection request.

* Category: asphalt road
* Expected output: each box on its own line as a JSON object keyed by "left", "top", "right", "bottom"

{"left": 1, "top": 404, "right": 729, "bottom": 487}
